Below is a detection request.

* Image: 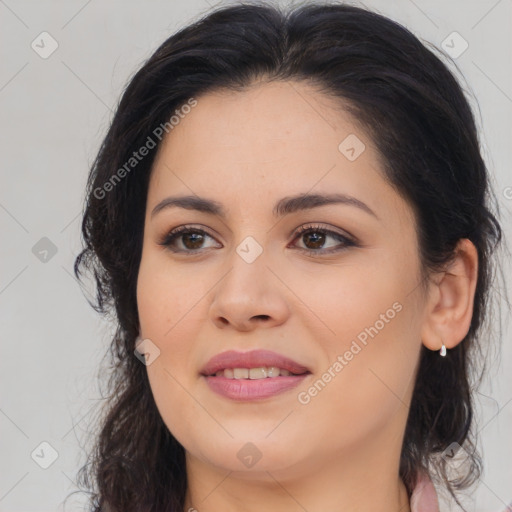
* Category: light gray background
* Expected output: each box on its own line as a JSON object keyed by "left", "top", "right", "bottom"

{"left": 1, "top": 0, "right": 511, "bottom": 511}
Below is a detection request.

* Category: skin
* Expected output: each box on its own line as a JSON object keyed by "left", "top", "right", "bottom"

{"left": 136, "top": 79, "right": 478, "bottom": 512}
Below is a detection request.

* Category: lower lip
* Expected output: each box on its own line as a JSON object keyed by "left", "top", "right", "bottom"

{"left": 203, "top": 374, "right": 310, "bottom": 401}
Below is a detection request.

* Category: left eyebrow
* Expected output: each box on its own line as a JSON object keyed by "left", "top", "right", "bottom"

{"left": 151, "top": 192, "right": 378, "bottom": 220}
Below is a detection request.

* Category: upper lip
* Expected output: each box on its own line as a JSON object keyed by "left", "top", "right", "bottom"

{"left": 201, "top": 349, "right": 311, "bottom": 376}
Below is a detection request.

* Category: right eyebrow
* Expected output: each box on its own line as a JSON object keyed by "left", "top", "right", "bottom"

{"left": 151, "top": 192, "right": 379, "bottom": 220}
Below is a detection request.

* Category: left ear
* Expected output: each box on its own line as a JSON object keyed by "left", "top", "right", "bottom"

{"left": 421, "top": 238, "right": 479, "bottom": 352}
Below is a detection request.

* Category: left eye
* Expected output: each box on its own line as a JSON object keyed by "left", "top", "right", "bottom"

{"left": 291, "top": 224, "right": 356, "bottom": 254}
{"left": 159, "top": 224, "right": 356, "bottom": 255}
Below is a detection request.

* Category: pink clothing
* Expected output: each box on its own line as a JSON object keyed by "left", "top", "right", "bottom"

{"left": 410, "top": 473, "right": 512, "bottom": 512}
{"left": 410, "top": 472, "right": 440, "bottom": 512}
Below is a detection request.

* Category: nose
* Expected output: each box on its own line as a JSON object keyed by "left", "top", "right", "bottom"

{"left": 209, "top": 249, "right": 290, "bottom": 332}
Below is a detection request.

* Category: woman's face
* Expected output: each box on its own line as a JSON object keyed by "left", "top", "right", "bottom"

{"left": 136, "top": 80, "right": 428, "bottom": 480}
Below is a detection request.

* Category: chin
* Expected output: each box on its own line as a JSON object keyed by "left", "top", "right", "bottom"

{"left": 187, "top": 436, "right": 304, "bottom": 474}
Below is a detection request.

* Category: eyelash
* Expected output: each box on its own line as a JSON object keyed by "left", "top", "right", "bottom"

{"left": 158, "top": 223, "right": 357, "bottom": 257}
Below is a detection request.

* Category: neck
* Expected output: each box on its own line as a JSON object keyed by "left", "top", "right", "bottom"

{"left": 183, "top": 426, "right": 411, "bottom": 512}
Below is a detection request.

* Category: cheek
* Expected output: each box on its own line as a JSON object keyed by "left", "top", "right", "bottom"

{"left": 137, "top": 251, "right": 217, "bottom": 443}
{"left": 294, "top": 306, "right": 420, "bottom": 455}
{"left": 136, "top": 248, "right": 209, "bottom": 338}
{"left": 142, "top": 323, "right": 207, "bottom": 456}
{"left": 137, "top": 251, "right": 170, "bottom": 336}
{"left": 136, "top": 253, "right": 204, "bottom": 378}
{"left": 293, "top": 254, "right": 421, "bottom": 432}
{"left": 290, "top": 251, "right": 409, "bottom": 346}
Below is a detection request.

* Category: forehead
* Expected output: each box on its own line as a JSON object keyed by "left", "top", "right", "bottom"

{"left": 150, "top": 81, "right": 376, "bottom": 183}
{"left": 156, "top": 80, "right": 361, "bottom": 159}
{"left": 146, "top": 80, "right": 411, "bottom": 231}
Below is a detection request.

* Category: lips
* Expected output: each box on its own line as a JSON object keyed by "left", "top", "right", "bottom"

{"left": 201, "top": 349, "right": 311, "bottom": 401}
{"left": 200, "top": 349, "right": 310, "bottom": 377}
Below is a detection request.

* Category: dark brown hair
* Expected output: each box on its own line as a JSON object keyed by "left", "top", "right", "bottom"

{"left": 72, "top": 2, "right": 505, "bottom": 511}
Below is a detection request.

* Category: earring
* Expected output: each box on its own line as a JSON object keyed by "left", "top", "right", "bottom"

{"left": 440, "top": 342, "right": 447, "bottom": 357}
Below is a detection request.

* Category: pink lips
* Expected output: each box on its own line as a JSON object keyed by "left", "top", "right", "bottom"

{"left": 200, "top": 349, "right": 311, "bottom": 402}
{"left": 200, "top": 349, "right": 310, "bottom": 376}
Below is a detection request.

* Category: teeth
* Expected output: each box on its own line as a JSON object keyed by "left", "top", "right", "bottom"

{"left": 233, "top": 368, "right": 249, "bottom": 379}
{"left": 267, "top": 367, "right": 280, "bottom": 378}
{"left": 249, "top": 367, "right": 267, "bottom": 379}
{"left": 212, "top": 367, "right": 297, "bottom": 379}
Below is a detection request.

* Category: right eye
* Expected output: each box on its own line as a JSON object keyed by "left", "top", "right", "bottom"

{"left": 158, "top": 225, "right": 221, "bottom": 254}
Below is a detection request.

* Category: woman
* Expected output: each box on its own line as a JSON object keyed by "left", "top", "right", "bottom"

{"left": 73, "top": 2, "right": 506, "bottom": 511}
